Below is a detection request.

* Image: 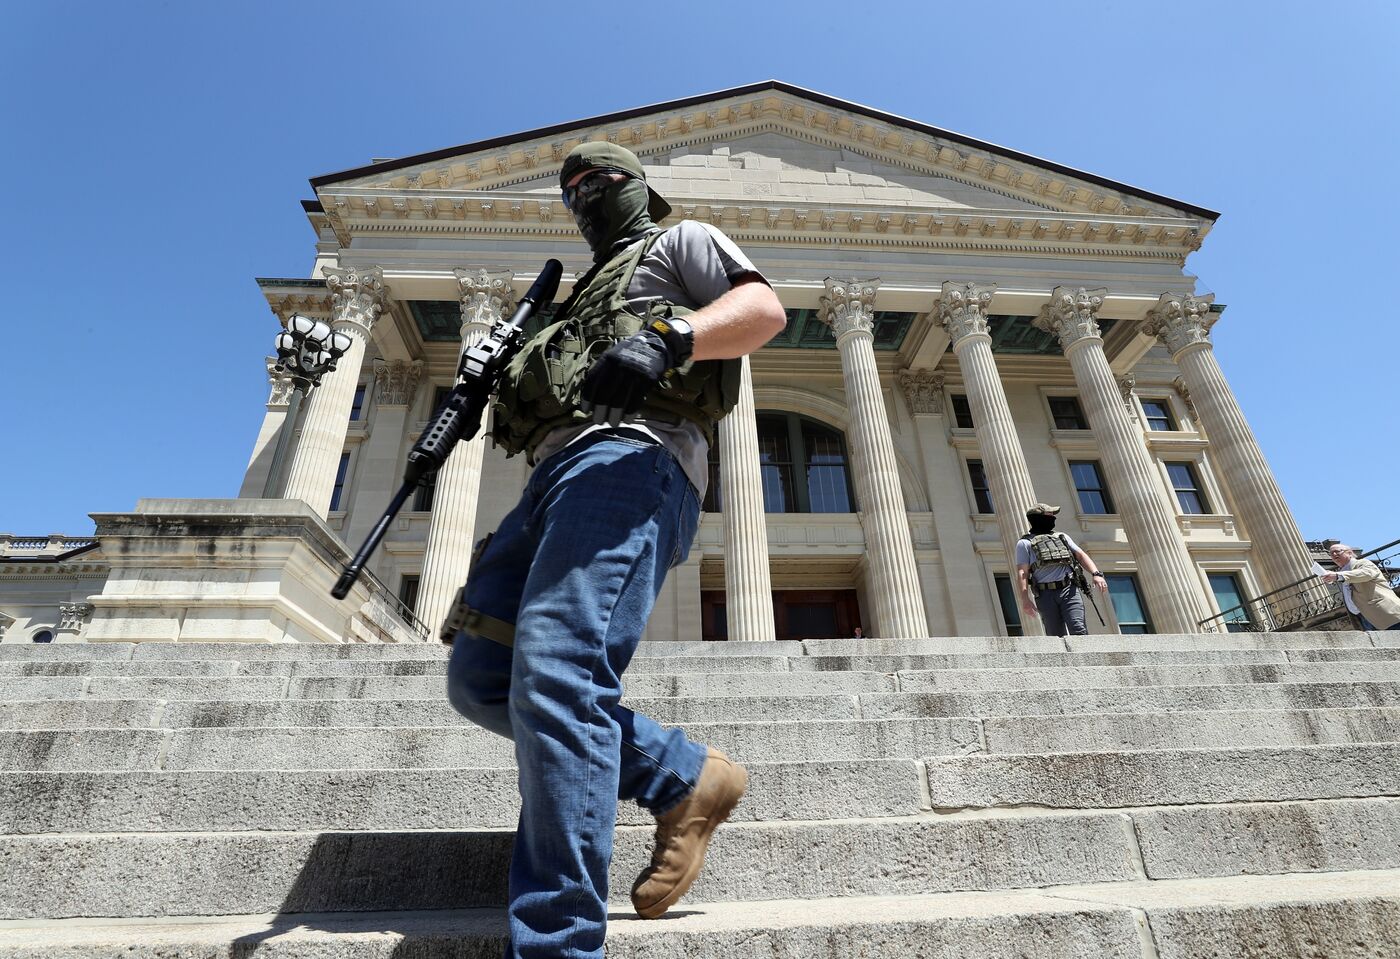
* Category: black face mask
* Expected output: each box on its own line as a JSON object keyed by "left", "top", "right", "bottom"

{"left": 570, "top": 177, "right": 655, "bottom": 259}
{"left": 1029, "top": 514, "right": 1057, "bottom": 535}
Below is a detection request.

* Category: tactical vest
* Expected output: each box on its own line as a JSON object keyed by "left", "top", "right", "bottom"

{"left": 1024, "top": 532, "right": 1074, "bottom": 572}
{"left": 491, "top": 230, "right": 742, "bottom": 459}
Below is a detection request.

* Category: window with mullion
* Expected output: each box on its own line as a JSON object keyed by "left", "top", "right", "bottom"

{"left": 329, "top": 452, "right": 352, "bottom": 512}
{"left": 703, "top": 413, "right": 854, "bottom": 514}
{"left": 1208, "top": 573, "right": 1253, "bottom": 632}
{"left": 803, "top": 422, "right": 854, "bottom": 513}
{"left": 1166, "top": 461, "right": 1209, "bottom": 514}
{"left": 968, "top": 460, "right": 993, "bottom": 514}
{"left": 1140, "top": 399, "right": 1175, "bottom": 431}
{"left": 1048, "top": 396, "right": 1088, "bottom": 430}
{"left": 1069, "top": 460, "right": 1114, "bottom": 514}
{"left": 1105, "top": 574, "right": 1152, "bottom": 633}
{"left": 994, "top": 574, "right": 1023, "bottom": 637}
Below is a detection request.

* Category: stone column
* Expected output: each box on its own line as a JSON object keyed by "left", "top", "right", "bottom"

{"left": 417, "top": 269, "right": 515, "bottom": 637}
{"left": 936, "top": 281, "right": 1044, "bottom": 636}
{"left": 1143, "top": 293, "right": 1312, "bottom": 594}
{"left": 821, "top": 278, "right": 928, "bottom": 639}
{"left": 898, "top": 369, "right": 1000, "bottom": 635}
{"left": 718, "top": 356, "right": 776, "bottom": 642}
{"left": 238, "top": 358, "right": 298, "bottom": 498}
{"left": 343, "top": 361, "right": 422, "bottom": 548}
{"left": 1036, "top": 287, "right": 1211, "bottom": 632}
{"left": 283, "top": 267, "right": 386, "bottom": 516}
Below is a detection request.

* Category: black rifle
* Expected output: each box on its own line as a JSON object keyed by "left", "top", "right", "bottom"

{"left": 1073, "top": 565, "right": 1107, "bottom": 626}
{"left": 331, "top": 259, "right": 563, "bottom": 601}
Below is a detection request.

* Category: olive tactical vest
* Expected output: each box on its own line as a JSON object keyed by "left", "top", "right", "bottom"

{"left": 1024, "top": 532, "right": 1074, "bottom": 572}
{"left": 491, "top": 230, "right": 742, "bottom": 459}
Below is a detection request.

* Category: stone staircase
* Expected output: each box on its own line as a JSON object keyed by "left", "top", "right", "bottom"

{"left": 0, "top": 632, "right": 1398, "bottom": 957}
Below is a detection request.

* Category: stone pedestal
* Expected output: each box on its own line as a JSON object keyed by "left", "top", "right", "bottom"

{"left": 1037, "top": 288, "right": 1211, "bottom": 632}
{"left": 283, "top": 268, "right": 386, "bottom": 517}
{"left": 84, "top": 499, "right": 420, "bottom": 644}
{"left": 821, "top": 278, "right": 928, "bottom": 639}
{"left": 719, "top": 356, "right": 776, "bottom": 642}
{"left": 937, "top": 282, "right": 1045, "bottom": 635}
{"left": 1143, "top": 293, "right": 1312, "bottom": 595}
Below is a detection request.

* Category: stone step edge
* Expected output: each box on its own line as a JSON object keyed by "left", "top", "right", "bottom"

{"left": 0, "top": 869, "right": 1393, "bottom": 950}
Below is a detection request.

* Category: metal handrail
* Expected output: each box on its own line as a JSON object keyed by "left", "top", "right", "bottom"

{"left": 359, "top": 567, "right": 432, "bottom": 641}
{"left": 1199, "top": 537, "right": 1400, "bottom": 633}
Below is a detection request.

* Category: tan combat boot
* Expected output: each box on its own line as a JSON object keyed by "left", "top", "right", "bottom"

{"left": 630, "top": 746, "right": 748, "bottom": 919}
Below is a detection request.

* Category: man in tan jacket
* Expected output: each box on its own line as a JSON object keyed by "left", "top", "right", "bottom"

{"left": 1322, "top": 544, "right": 1400, "bottom": 630}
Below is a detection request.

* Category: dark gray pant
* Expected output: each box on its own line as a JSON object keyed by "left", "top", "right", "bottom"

{"left": 1035, "top": 580, "right": 1087, "bottom": 636}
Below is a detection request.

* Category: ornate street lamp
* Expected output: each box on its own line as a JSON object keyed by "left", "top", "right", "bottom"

{"left": 261, "top": 313, "right": 354, "bottom": 497}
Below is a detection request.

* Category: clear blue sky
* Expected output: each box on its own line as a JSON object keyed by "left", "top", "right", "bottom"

{"left": 3, "top": 1, "right": 1395, "bottom": 549}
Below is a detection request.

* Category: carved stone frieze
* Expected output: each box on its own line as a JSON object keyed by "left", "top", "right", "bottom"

{"left": 819, "top": 277, "right": 880, "bottom": 339}
{"left": 454, "top": 268, "right": 516, "bottom": 333}
{"left": 265, "top": 356, "right": 296, "bottom": 407}
{"left": 898, "top": 369, "right": 945, "bottom": 415}
{"left": 1142, "top": 292, "right": 1217, "bottom": 356}
{"left": 1035, "top": 286, "right": 1107, "bottom": 353}
{"left": 373, "top": 360, "right": 424, "bottom": 407}
{"left": 323, "top": 266, "right": 388, "bottom": 335}
{"left": 57, "top": 602, "right": 93, "bottom": 631}
{"left": 935, "top": 281, "right": 996, "bottom": 343}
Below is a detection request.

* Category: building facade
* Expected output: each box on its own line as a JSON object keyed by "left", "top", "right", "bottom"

{"left": 0, "top": 82, "right": 1314, "bottom": 643}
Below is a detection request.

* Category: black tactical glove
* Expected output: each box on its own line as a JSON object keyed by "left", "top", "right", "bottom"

{"left": 579, "top": 329, "right": 677, "bottom": 427}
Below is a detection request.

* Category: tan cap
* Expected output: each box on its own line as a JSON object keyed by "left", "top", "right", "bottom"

{"left": 1026, "top": 503, "right": 1061, "bottom": 517}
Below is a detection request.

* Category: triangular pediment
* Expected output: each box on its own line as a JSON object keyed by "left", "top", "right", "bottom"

{"left": 312, "top": 82, "right": 1216, "bottom": 224}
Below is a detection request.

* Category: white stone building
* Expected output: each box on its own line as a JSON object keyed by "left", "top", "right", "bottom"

{"left": 0, "top": 81, "right": 1313, "bottom": 644}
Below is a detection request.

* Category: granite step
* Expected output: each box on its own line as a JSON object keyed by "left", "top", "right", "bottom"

{"left": 0, "top": 870, "right": 1394, "bottom": 958}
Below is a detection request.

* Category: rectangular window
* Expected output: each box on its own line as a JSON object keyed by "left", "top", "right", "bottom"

{"left": 1070, "top": 460, "right": 1114, "bottom": 514}
{"left": 968, "top": 460, "right": 993, "bottom": 514}
{"left": 994, "top": 574, "right": 1023, "bottom": 637}
{"left": 756, "top": 414, "right": 795, "bottom": 513}
{"left": 328, "top": 452, "right": 351, "bottom": 512}
{"left": 349, "top": 384, "right": 367, "bottom": 421}
{"left": 1166, "top": 461, "right": 1210, "bottom": 514}
{"left": 951, "top": 394, "right": 974, "bottom": 429}
{"left": 1105, "top": 574, "right": 1152, "bottom": 634}
{"left": 1048, "top": 396, "right": 1088, "bottom": 430}
{"left": 397, "top": 574, "right": 420, "bottom": 615}
{"left": 1208, "top": 573, "right": 1253, "bottom": 632}
{"left": 413, "top": 469, "right": 437, "bottom": 512}
{"left": 1141, "top": 399, "right": 1175, "bottom": 432}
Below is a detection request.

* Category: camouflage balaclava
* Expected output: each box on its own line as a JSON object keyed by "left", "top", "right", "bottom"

{"left": 559, "top": 143, "right": 672, "bottom": 260}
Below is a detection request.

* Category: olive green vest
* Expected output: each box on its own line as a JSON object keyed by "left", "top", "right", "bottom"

{"left": 491, "top": 230, "right": 742, "bottom": 459}
{"left": 1024, "top": 532, "right": 1074, "bottom": 571}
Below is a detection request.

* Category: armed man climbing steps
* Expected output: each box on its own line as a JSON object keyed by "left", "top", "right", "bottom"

{"left": 441, "top": 142, "right": 787, "bottom": 959}
{"left": 1015, "top": 502, "right": 1110, "bottom": 637}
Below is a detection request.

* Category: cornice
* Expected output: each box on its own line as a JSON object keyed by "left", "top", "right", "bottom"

{"left": 316, "top": 188, "right": 1202, "bottom": 262}
{"left": 313, "top": 87, "right": 1215, "bottom": 221}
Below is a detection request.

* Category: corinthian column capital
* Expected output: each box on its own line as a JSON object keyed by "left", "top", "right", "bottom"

{"left": 265, "top": 356, "right": 296, "bottom": 407}
{"left": 1142, "top": 291, "right": 1216, "bottom": 356}
{"left": 324, "top": 266, "right": 388, "bottom": 335}
{"left": 898, "top": 368, "right": 945, "bottom": 415}
{"left": 819, "top": 277, "right": 880, "bottom": 339}
{"left": 373, "top": 360, "right": 424, "bottom": 407}
{"left": 1035, "top": 286, "right": 1107, "bottom": 353}
{"left": 936, "top": 281, "right": 996, "bottom": 343}
{"left": 454, "top": 268, "right": 516, "bottom": 334}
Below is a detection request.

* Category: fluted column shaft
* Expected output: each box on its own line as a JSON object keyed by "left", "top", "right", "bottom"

{"left": 283, "top": 268, "right": 385, "bottom": 517}
{"left": 822, "top": 279, "right": 928, "bottom": 639}
{"left": 938, "top": 282, "right": 1044, "bottom": 636}
{"left": 1038, "top": 288, "right": 1211, "bottom": 632}
{"left": 1144, "top": 293, "right": 1311, "bottom": 595}
{"left": 719, "top": 356, "right": 776, "bottom": 642}
{"left": 418, "top": 270, "right": 515, "bottom": 637}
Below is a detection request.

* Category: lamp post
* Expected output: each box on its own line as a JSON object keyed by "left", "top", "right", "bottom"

{"left": 260, "top": 313, "right": 354, "bottom": 498}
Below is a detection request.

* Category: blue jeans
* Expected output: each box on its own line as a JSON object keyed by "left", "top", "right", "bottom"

{"left": 445, "top": 432, "right": 707, "bottom": 959}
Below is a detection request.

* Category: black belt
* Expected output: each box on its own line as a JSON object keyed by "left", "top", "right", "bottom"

{"left": 1033, "top": 578, "right": 1072, "bottom": 592}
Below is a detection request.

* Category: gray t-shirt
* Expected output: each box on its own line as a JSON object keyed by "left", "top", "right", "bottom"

{"left": 1015, "top": 532, "right": 1081, "bottom": 584}
{"left": 531, "top": 220, "right": 766, "bottom": 496}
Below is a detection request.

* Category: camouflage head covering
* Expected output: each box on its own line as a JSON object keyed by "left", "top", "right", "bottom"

{"left": 559, "top": 142, "right": 672, "bottom": 222}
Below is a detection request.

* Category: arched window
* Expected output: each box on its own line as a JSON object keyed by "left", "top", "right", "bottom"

{"left": 31, "top": 630, "right": 54, "bottom": 644}
{"left": 704, "top": 413, "right": 855, "bottom": 514}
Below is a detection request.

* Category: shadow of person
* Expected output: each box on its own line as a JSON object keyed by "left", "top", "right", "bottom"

{"left": 226, "top": 831, "right": 510, "bottom": 957}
